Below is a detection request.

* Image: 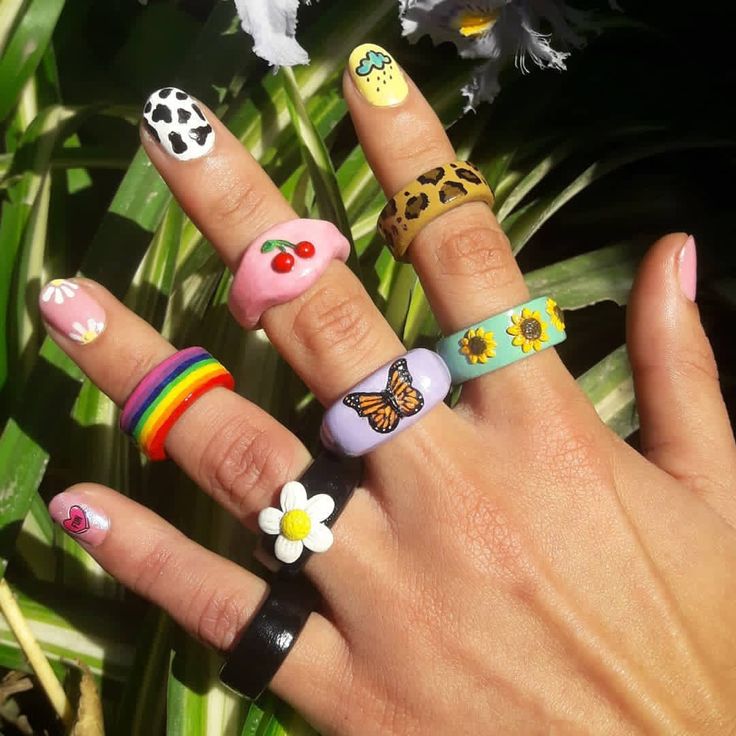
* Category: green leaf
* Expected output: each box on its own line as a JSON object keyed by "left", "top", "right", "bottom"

{"left": 0, "top": 0, "right": 66, "bottom": 121}
{"left": 525, "top": 241, "right": 645, "bottom": 309}
{"left": 577, "top": 345, "right": 639, "bottom": 439}
{"left": 260, "top": 239, "right": 294, "bottom": 254}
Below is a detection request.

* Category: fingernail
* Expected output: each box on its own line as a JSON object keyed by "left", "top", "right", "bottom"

{"left": 348, "top": 43, "right": 408, "bottom": 107}
{"left": 39, "top": 278, "right": 106, "bottom": 345}
{"left": 142, "top": 86, "right": 215, "bottom": 161}
{"left": 678, "top": 235, "right": 697, "bottom": 302}
{"left": 49, "top": 493, "right": 110, "bottom": 546}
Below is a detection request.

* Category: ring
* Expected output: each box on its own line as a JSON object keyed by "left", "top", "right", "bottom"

{"left": 119, "top": 347, "right": 234, "bottom": 460}
{"left": 219, "top": 572, "right": 318, "bottom": 700}
{"left": 320, "top": 348, "right": 451, "bottom": 457}
{"left": 229, "top": 218, "right": 351, "bottom": 329}
{"left": 257, "top": 451, "right": 363, "bottom": 570}
{"left": 377, "top": 160, "right": 494, "bottom": 261}
{"left": 436, "top": 296, "right": 567, "bottom": 384}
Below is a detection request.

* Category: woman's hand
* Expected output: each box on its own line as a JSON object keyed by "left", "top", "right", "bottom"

{"left": 39, "top": 46, "right": 736, "bottom": 734}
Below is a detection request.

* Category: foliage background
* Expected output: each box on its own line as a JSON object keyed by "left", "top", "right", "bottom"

{"left": 0, "top": 0, "right": 734, "bottom": 733}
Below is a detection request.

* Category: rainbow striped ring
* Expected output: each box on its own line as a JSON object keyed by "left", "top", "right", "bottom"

{"left": 119, "top": 347, "right": 234, "bottom": 460}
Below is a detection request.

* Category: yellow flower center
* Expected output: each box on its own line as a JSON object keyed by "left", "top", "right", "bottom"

{"left": 280, "top": 509, "right": 311, "bottom": 542}
{"left": 521, "top": 318, "right": 542, "bottom": 341}
{"left": 468, "top": 336, "right": 488, "bottom": 355}
{"left": 50, "top": 278, "right": 65, "bottom": 286}
{"left": 80, "top": 329, "right": 98, "bottom": 344}
{"left": 453, "top": 9, "right": 501, "bottom": 38}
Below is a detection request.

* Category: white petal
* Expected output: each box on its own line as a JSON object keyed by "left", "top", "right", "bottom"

{"left": 60, "top": 284, "right": 75, "bottom": 298}
{"left": 41, "top": 286, "right": 54, "bottom": 302}
{"left": 303, "top": 523, "right": 333, "bottom": 554}
{"left": 304, "top": 493, "right": 335, "bottom": 523}
{"left": 274, "top": 535, "right": 304, "bottom": 564}
{"left": 280, "top": 480, "right": 307, "bottom": 511}
{"left": 258, "top": 507, "right": 283, "bottom": 535}
{"left": 71, "top": 322, "right": 85, "bottom": 334}
{"left": 69, "top": 332, "right": 83, "bottom": 342}
{"left": 54, "top": 290, "right": 63, "bottom": 304}
{"left": 233, "top": 0, "right": 310, "bottom": 68}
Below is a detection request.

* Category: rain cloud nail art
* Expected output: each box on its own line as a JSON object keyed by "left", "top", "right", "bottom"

{"left": 142, "top": 87, "right": 215, "bottom": 161}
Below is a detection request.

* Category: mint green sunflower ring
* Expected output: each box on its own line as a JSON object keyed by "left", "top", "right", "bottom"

{"left": 436, "top": 296, "right": 567, "bottom": 385}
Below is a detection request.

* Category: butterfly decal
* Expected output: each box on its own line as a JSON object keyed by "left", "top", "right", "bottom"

{"left": 343, "top": 358, "right": 424, "bottom": 434}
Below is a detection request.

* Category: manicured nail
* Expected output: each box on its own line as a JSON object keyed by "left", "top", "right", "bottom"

{"left": 348, "top": 43, "right": 408, "bottom": 107}
{"left": 49, "top": 493, "right": 110, "bottom": 546}
{"left": 39, "top": 278, "right": 106, "bottom": 345}
{"left": 142, "top": 86, "right": 215, "bottom": 161}
{"left": 678, "top": 235, "right": 697, "bottom": 302}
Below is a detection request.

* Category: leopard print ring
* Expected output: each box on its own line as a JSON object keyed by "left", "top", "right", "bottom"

{"left": 376, "top": 161, "right": 494, "bottom": 261}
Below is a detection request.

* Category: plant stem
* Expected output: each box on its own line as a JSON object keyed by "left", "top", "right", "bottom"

{"left": 0, "top": 578, "right": 74, "bottom": 726}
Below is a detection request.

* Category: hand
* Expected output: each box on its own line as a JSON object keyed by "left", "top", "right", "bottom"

{"left": 40, "top": 48, "right": 736, "bottom": 734}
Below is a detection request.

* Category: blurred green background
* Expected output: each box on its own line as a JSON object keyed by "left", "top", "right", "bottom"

{"left": 0, "top": 1, "right": 734, "bottom": 733}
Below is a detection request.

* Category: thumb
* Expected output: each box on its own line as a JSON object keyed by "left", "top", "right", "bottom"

{"left": 627, "top": 233, "right": 736, "bottom": 525}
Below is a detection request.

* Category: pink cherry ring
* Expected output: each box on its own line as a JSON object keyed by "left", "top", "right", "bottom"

{"left": 229, "top": 219, "right": 351, "bottom": 329}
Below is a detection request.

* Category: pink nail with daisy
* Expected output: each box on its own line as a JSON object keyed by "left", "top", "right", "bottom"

{"left": 39, "top": 278, "right": 106, "bottom": 346}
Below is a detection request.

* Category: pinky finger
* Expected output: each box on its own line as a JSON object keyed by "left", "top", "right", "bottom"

{"left": 48, "top": 484, "right": 350, "bottom": 720}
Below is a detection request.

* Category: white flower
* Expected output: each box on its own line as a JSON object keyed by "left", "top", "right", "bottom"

{"left": 399, "top": 0, "right": 601, "bottom": 110}
{"left": 41, "top": 279, "right": 79, "bottom": 305}
{"left": 258, "top": 480, "right": 335, "bottom": 564}
{"left": 233, "top": 0, "right": 316, "bottom": 69}
{"left": 69, "top": 318, "right": 105, "bottom": 345}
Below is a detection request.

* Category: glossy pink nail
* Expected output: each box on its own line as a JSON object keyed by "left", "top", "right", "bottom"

{"left": 678, "top": 236, "right": 697, "bottom": 302}
{"left": 49, "top": 493, "right": 110, "bottom": 546}
{"left": 39, "top": 278, "right": 106, "bottom": 345}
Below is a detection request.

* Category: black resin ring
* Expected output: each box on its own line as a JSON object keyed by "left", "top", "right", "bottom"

{"left": 219, "top": 572, "right": 319, "bottom": 700}
{"left": 257, "top": 449, "right": 363, "bottom": 573}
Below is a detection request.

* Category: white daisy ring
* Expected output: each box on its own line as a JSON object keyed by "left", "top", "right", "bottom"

{"left": 258, "top": 480, "right": 335, "bottom": 564}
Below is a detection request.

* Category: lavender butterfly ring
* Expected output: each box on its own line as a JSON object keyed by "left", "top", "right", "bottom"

{"left": 320, "top": 348, "right": 451, "bottom": 457}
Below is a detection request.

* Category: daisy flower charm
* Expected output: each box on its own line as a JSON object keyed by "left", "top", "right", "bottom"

{"left": 258, "top": 481, "right": 335, "bottom": 564}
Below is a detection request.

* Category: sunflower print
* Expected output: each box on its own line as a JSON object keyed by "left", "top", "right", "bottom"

{"left": 546, "top": 298, "right": 565, "bottom": 331}
{"left": 507, "top": 308, "right": 548, "bottom": 353}
{"left": 459, "top": 327, "right": 496, "bottom": 364}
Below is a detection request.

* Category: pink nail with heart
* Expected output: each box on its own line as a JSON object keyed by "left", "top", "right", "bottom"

{"left": 49, "top": 493, "right": 110, "bottom": 546}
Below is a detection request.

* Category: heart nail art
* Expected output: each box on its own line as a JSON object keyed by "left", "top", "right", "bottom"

{"left": 50, "top": 494, "right": 109, "bottom": 546}
{"left": 142, "top": 87, "right": 215, "bottom": 161}
{"left": 62, "top": 505, "right": 90, "bottom": 534}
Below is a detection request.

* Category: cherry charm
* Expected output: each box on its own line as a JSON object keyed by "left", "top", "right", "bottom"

{"left": 261, "top": 238, "right": 317, "bottom": 274}
{"left": 272, "top": 251, "right": 295, "bottom": 273}
{"left": 295, "top": 241, "right": 315, "bottom": 259}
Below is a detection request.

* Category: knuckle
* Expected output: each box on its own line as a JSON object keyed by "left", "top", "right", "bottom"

{"left": 676, "top": 345, "right": 720, "bottom": 385}
{"left": 191, "top": 584, "right": 247, "bottom": 651}
{"left": 131, "top": 539, "right": 178, "bottom": 599}
{"left": 430, "top": 212, "right": 519, "bottom": 290}
{"left": 388, "top": 135, "right": 449, "bottom": 170}
{"left": 123, "top": 348, "right": 173, "bottom": 400}
{"left": 210, "top": 177, "right": 268, "bottom": 231}
{"left": 199, "top": 415, "right": 289, "bottom": 516}
{"left": 292, "top": 282, "right": 379, "bottom": 362}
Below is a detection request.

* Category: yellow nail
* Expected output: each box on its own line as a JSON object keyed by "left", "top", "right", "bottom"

{"left": 348, "top": 43, "right": 408, "bottom": 107}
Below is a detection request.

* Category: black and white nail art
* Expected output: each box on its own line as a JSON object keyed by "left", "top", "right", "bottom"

{"left": 142, "top": 87, "right": 214, "bottom": 161}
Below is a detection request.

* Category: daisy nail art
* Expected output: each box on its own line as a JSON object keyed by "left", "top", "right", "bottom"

{"left": 39, "top": 278, "right": 106, "bottom": 347}
{"left": 258, "top": 480, "right": 335, "bottom": 564}
{"left": 142, "top": 87, "right": 215, "bottom": 161}
{"left": 41, "top": 278, "right": 79, "bottom": 305}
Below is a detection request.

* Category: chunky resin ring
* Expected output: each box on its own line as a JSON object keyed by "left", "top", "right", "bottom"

{"left": 258, "top": 450, "right": 362, "bottom": 571}
{"left": 119, "top": 347, "right": 234, "bottom": 460}
{"left": 219, "top": 572, "right": 318, "bottom": 700}
{"left": 436, "top": 296, "right": 567, "bottom": 385}
{"left": 229, "top": 218, "right": 351, "bottom": 329}
{"left": 321, "top": 348, "right": 451, "bottom": 457}
{"left": 377, "top": 160, "right": 494, "bottom": 261}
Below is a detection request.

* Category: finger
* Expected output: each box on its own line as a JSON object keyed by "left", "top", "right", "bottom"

{"left": 342, "top": 45, "right": 574, "bottom": 416}
{"left": 38, "top": 277, "right": 308, "bottom": 527}
{"left": 49, "top": 483, "right": 350, "bottom": 719}
{"left": 627, "top": 233, "right": 736, "bottom": 525}
{"left": 38, "top": 278, "right": 392, "bottom": 592}
{"left": 140, "top": 88, "right": 404, "bottom": 407}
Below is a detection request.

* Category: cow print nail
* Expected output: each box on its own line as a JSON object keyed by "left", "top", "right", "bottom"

{"left": 142, "top": 87, "right": 214, "bottom": 161}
